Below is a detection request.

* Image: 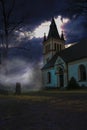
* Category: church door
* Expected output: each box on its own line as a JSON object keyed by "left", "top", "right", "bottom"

{"left": 59, "top": 68, "right": 64, "bottom": 87}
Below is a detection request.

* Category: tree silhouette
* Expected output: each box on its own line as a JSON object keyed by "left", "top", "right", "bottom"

{"left": 0, "top": 0, "right": 24, "bottom": 60}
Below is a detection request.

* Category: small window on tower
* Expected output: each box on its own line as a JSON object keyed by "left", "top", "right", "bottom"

{"left": 54, "top": 43, "right": 56, "bottom": 50}
{"left": 57, "top": 44, "right": 59, "bottom": 51}
{"left": 45, "top": 44, "right": 50, "bottom": 53}
{"left": 45, "top": 46, "right": 47, "bottom": 53}
{"left": 60, "top": 44, "right": 61, "bottom": 51}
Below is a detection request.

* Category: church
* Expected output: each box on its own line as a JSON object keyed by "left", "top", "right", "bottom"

{"left": 41, "top": 18, "right": 87, "bottom": 88}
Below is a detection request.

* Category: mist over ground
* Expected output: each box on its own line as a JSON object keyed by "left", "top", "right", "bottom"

{"left": 0, "top": 40, "right": 43, "bottom": 93}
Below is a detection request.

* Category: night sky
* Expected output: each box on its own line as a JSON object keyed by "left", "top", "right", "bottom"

{"left": 9, "top": 0, "right": 87, "bottom": 57}
{"left": 0, "top": 0, "right": 87, "bottom": 47}
{"left": 17, "top": 0, "right": 87, "bottom": 38}
{"left": 16, "top": 0, "right": 87, "bottom": 58}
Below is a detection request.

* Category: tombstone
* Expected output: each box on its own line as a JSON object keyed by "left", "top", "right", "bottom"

{"left": 15, "top": 82, "right": 21, "bottom": 95}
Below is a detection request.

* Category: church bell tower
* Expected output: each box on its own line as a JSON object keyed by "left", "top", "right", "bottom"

{"left": 43, "top": 18, "right": 65, "bottom": 65}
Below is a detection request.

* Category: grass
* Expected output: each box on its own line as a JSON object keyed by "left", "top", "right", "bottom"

{"left": 0, "top": 90, "right": 87, "bottom": 130}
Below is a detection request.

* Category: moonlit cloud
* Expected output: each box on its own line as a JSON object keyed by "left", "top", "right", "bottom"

{"left": 15, "top": 16, "right": 70, "bottom": 41}
{"left": 32, "top": 16, "right": 70, "bottom": 39}
{"left": 15, "top": 30, "right": 34, "bottom": 41}
{"left": 33, "top": 21, "right": 51, "bottom": 38}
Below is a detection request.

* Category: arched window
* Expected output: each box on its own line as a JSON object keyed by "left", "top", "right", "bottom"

{"left": 47, "top": 72, "right": 51, "bottom": 83}
{"left": 59, "top": 67, "right": 63, "bottom": 75}
{"left": 79, "top": 65, "right": 86, "bottom": 81}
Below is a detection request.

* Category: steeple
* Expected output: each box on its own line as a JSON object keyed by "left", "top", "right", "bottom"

{"left": 47, "top": 18, "right": 60, "bottom": 39}
{"left": 42, "top": 18, "right": 65, "bottom": 65}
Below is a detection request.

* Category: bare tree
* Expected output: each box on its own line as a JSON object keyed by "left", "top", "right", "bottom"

{"left": 0, "top": 0, "right": 24, "bottom": 59}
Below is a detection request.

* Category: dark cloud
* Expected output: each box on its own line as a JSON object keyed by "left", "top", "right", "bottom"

{"left": 6, "top": 0, "right": 87, "bottom": 49}
{"left": 9, "top": 38, "right": 43, "bottom": 63}
{"left": 9, "top": 0, "right": 71, "bottom": 25}
{"left": 0, "top": 0, "right": 87, "bottom": 50}
{"left": 0, "top": 0, "right": 86, "bottom": 38}
{"left": 16, "top": 0, "right": 87, "bottom": 42}
{"left": 63, "top": 15, "right": 87, "bottom": 43}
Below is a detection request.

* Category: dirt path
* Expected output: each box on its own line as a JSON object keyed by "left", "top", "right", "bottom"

{"left": 0, "top": 91, "right": 87, "bottom": 130}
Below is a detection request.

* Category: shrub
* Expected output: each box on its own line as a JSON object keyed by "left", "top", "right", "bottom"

{"left": 67, "top": 77, "right": 80, "bottom": 90}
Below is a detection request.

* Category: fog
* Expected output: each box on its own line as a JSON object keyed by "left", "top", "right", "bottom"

{"left": 0, "top": 54, "right": 43, "bottom": 93}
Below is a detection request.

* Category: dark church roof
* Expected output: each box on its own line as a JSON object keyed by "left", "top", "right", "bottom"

{"left": 42, "top": 39, "right": 87, "bottom": 70}
{"left": 47, "top": 18, "right": 60, "bottom": 39}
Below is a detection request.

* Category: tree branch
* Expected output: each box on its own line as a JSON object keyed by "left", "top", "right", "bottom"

{"left": 7, "top": 0, "right": 15, "bottom": 21}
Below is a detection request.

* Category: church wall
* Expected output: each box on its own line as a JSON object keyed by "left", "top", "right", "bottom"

{"left": 64, "top": 72, "right": 68, "bottom": 87}
{"left": 42, "top": 68, "right": 57, "bottom": 88}
{"left": 68, "top": 58, "right": 87, "bottom": 87}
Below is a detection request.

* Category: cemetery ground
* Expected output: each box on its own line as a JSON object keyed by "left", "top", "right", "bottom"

{"left": 0, "top": 90, "right": 87, "bottom": 130}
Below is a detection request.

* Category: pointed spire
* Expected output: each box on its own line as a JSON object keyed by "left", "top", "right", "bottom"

{"left": 47, "top": 18, "right": 60, "bottom": 39}
{"left": 61, "top": 31, "right": 65, "bottom": 41}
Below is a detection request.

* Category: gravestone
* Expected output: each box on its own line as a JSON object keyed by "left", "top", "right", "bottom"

{"left": 15, "top": 82, "right": 21, "bottom": 95}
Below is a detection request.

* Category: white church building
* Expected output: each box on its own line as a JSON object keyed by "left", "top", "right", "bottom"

{"left": 42, "top": 18, "right": 87, "bottom": 88}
